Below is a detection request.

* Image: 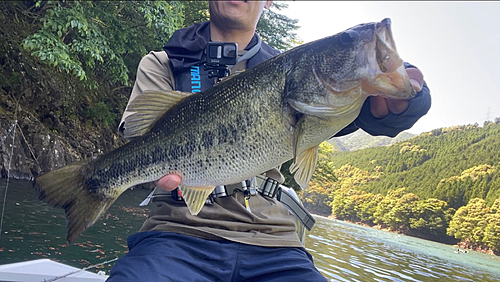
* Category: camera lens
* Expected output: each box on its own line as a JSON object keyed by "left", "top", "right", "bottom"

{"left": 223, "top": 44, "right": 236, "bottom": 58}
{"left": 209, "top": 45, "right": 221, "bottom": 58}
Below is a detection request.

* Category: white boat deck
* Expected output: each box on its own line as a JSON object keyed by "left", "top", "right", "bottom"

{"left": 0, "top": 259, "right": 108, "bottom": 282}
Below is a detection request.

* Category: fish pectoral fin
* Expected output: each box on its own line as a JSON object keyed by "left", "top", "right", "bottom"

{"left": 292, "top": 116, "right": 305, "bottom": 162}
{"left": 178, "top": 186, "right": 215, "bottom": 215}
{"left": 123, "top": 90, "right": 192, "bottom": 138}
{"left": 287, "top": 99, "right": 337, "bottom": 118}
{"left": 290, "top": 145, "right": 319, "bottom": 190}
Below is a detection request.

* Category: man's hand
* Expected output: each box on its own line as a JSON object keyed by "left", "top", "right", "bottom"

{"left": 370, "top": 67, "right": 424, "bottom": 118}
{"left": 156, "top": 174, "right": 181, "bottom": 191}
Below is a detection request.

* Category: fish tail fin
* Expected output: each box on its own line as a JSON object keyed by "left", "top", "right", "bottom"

{"left": 34, "top": 160, "right": 117, "bottom": 244}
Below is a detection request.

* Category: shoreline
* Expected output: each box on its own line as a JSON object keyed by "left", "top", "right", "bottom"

{"left": 322, "top": 214, "right": 499, "bottom": 257}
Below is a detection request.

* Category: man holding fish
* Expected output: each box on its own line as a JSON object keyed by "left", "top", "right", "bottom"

{"left": 36, "top": 1, "right": 430, "bottom": 280}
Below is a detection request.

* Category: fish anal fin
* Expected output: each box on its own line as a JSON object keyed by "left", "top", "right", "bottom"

{"left": 289, "top": 145, "right": 319, "bottom": 190}
{"left": 123, "top": 90, "right": 192, "bottom": 138}
{"left": 178, "top": 186, "right": 215, "bottom": 215}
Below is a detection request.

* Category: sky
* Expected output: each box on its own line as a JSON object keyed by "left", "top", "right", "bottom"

{"left": 280, "top": 1, "right": 500, "bottom": 134}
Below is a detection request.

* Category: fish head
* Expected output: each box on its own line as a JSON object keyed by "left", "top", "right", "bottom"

{"left": 285, "top": 20, "right": 418, "bottom": 190}
{"left": 286, "top": 18, "right": 416, "bottom": 119}
{"left": 322, "top": 18, "right": 416, "bottom": 101}
{"left": 361, "top": 18, "right": 416, "bottom": 100}
{"left": 333, "top": 18, "right": 416, "bottom": 98}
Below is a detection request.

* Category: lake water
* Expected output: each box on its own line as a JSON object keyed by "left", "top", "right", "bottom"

{"left": 1, "top": 179, "right": 500, "bottom": 281}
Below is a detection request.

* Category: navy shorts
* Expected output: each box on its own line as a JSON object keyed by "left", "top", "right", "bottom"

{"left": 107, "top": 231, "right": 326, "bottom": 282}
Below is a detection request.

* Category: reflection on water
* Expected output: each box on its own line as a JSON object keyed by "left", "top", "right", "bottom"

{"left": 1, "top": 179, "right": 500, "bottom": 281}
{"left": 0, "top": 179, "right": 150, "bottom": 273}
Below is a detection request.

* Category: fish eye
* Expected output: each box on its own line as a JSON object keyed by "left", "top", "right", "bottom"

{"left": 340, "top": 30, "right": 359, "bottom": 46}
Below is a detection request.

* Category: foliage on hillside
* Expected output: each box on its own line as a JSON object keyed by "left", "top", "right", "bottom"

{"left": 313, "top": 122, "right": 500, "bottom": 208}
{"left": 330, "top": 187, "right": 456, "bottom": 241}
{"left": 447, "top": 198, "right": 500, "bottom": 254}
{"left": 1, "top": 1, "right": 186, "bottom": 146}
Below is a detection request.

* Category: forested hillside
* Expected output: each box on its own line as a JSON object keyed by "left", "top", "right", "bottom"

{"left": 325, "top": 122, "right": 500, "bottom": 207}
{"left": 300, "top": 121, "right": 500, "bottom": 253}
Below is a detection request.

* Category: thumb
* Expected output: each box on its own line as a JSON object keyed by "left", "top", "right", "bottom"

{"left": 406, "top": 67, "right": 424, "bottom": 92}
{"left": 156, "top": 174, "right": 182, "bottom": 191}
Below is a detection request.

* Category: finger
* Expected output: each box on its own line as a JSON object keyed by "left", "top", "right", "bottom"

{"left": 386, "top": 99, "right": 409, "bottom": 114}
{"left": 406, "top": 67, "right": 424, "bottom": 92}
{"left": 156, "top": 174, "right": 182, "bottom": 191}
{"left": 370, "top": 96, "right": 389, "bottom": 118}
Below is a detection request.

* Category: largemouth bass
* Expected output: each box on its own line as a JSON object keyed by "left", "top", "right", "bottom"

{"left": 35, "top": 18, "right": 416, "bottom": 243}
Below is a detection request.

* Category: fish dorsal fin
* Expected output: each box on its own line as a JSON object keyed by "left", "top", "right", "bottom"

{"left": 290, "top": 145, "right": 319, "bottom": 190}
{"left": 123, "top": 90, "right": 192, "bottom": 138}
{"left": 178, "top": 186, "right": 215, "bottom": 215}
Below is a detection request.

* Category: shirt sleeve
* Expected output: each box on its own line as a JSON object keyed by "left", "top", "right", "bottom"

{"left": 118, "top": 51, "right": 175, "bottom": 135}
{"left": 334, "top": 62, "right": 431, "bottom": 138}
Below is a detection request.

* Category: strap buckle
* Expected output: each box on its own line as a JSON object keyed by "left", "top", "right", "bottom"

{"left": 259, "top": 177, "right": 280, "bottom": 198}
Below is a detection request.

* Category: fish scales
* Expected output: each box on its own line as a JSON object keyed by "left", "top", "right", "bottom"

{"left": 88, "top": 58, "right": 291, "bottom": 193}
{"left": 34, "top": 18, "right": 417, "bottom": 243}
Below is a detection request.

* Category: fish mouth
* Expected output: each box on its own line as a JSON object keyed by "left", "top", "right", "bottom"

{"left": 365, "top": 18, "right": 416, "bottom": 99}
{"left": 376, "top": 19, "right": 400, "bottom": 73}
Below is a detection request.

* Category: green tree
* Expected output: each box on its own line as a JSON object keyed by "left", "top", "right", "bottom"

{"left": 311, "top": 142, "right": 337, "bottom": 186}
{"left": 409, "top": 198, "right": 453, "bottom": 237}
{"left": 256, "top": 2, "right": 300, "bottom": 51}
{"left": 22, "top": 1, "right": 184, "bottom": 88}
{"left": 181, "top": 1, "right": 209, "bottom": 27}
{"left": 354, "top": 193, "right": 384, "bottom": 224}
{"left": 489, "top": 197, "right": 500, "bottom": 214}
{"left": 483, "top": 212, "right": 500, "bottom": 253}
{"left": 330, "top": 187, "right": 364, "bottom": 221}
{"left": 373, "top": 188, "right": 408, "bottom": 226}
{"left": 447, "top": 198, "right": 490, "bottom": 246}
{"left": 385, "top": 192, "right": 420, "bottom": 231}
